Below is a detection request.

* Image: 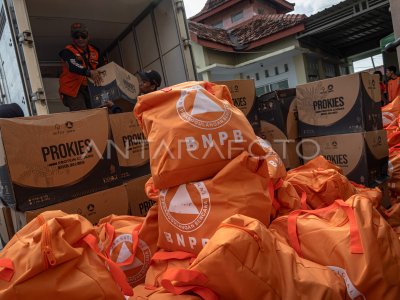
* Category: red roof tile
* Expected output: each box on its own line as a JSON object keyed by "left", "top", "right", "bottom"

{"left": 190, "top": 0, "right": 295, "bottom": 20}
{"left": 189, "top": 14, "right": 305, "bottom": 50}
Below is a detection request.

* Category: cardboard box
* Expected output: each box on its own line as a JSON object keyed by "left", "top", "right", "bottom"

{"left": 0, "top": 109, "right": 121, "bottom": 211}
{"left": 11, "top": 185, "right": 129, "bottom": 231}
{"left": 109, "top": 112, "right": 150, "bottom": 181}
{"left": 88, "top": 62, "right": 139, "bottom": 108}
{"left": 259, "top": 119, "right": 301, "bottom": 169}
{"left": 0, "top": 202, "right": 14, "bottom": 249}
{"left": 214, "top": 80, "right": 259, "bottom": 133}
{"left": 302, "top": 130, "right": 388, "bottom": 186}
{"left": 257, "top": 88, "right": 298, "bottom": 139}
{"left": 296, "top": 73, "right": 383, "bottom": 137}
{"left": 125, "top": 175, "right": 155, "bottom": 217}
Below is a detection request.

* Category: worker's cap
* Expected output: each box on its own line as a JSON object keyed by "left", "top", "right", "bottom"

{"left": 71, "top": 22, "right": 88, "bottom": 36}
{"left": 137, "top": 70, "right": 162, "bottom": 87}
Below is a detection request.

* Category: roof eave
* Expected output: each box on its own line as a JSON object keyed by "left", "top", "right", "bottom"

{"left": 190, "top": 0, "right": 242, "bottom": 23}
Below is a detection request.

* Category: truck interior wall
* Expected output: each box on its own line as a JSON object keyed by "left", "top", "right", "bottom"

{"left": 105, "top": 0, "right": 193, "bottom": 88}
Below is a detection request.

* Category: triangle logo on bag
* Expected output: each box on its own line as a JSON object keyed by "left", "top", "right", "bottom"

{"left": 116, "top": 242, "right": 132, "bottom": 263}
{"left": 160, "top": 182, "right": 211, "bottom": 232}
{"left": 109, "top": 235, "right": 152, "bottom": 285}
{"left": 176, "top": 85, "right": 232, "bottom": 130}
{"left": 168, "top": 185, "right": 200, "bottom": 215}
{"left": 191, "top": 90, "right": 224, "bottom": 115}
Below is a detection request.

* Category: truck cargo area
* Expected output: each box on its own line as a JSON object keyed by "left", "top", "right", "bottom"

{"left": 0, "top": 0, "right": 194, "bottom": 115}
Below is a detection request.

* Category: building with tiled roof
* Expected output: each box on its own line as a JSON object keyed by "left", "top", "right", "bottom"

{"left": 187, "top": 0, "right": 343, "bottom": 95}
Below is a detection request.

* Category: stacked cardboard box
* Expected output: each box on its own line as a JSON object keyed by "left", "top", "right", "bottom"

{"left": 0, "top": 109, "right": 121, "bottom": 211}
{"left": 257, "top": 88, "right": 301, "bottom": 169}
{"left": 214, "top": 80, "right": 260, "bottom": 133}
{"left": 0, "top": 108, "right": 155, "bottom": 244}
{"left": 298, "top": 73, "right": 388, "bottom": 186}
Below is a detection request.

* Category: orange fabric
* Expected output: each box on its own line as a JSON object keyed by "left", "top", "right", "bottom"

{"left": 382, "top": 96, "right": 400, "bottom": 127}
{"left": 97, "top": 205, "right": 159, "bottom": 287}
{"left": 59, "top": 44, "right": 99, "bottom": 97}
{"left": 145, "top": 250, "right": 196, "bottom": 289}
{"left": 388, "top": 149, "right": 400, "bottom": 195}
{"left": 161, "top": 215, "right": 346, "bottom": 300}
{"left": 134, "top": 81, "right": 265, "bottom": 189}
{"left": 270, "top": 195, "right": 400, "bottom": 299}
{"left": 382, "top": 202, "right": 400, "bottom": 228}
{"left": 0, "top": 211, "right": 126, "bottom": 299}
{"left": 145, "top": 177, "right": 159, "bottom": 201}
{"left": 274, "top": 180, "right": 302, "bottom": 217}
{"left": 257, "top": 137, "right": 287, "bottom": 182}
{"left": 350, "top": 181, "right": 382, "bottom": 208}
{"left": 387, "top": 131, "right": 400, "bottom": 148}
{"left": 388, "top": 78, "right": 400, "bottom": 103}
{"left": 131, "top": 284, "right": 202, "bottom": 299}
{"left": 286, "top": 156, "right": 356, "bottom": 209}
{"left": 157, "top": 151, "right": 272, "bottom": 255}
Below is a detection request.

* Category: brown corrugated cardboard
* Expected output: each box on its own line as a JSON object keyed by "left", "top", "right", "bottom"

{"left": 214, "top": 80, "right": 259, "bottom": 133}
{"left": 259, "top": 119, "right": 301, "bottom": 169}
{"left": 0, "top": 202, "right": 14, "bottom": 249}
{"left": 302, "top": 130, "right": 388, "bottom": 186}
{"left": 11, "top": 185, "right": 129, "bottom": 231}
{"left": 296, "top": 73, "right": 383, "bottom": 137}
{"left": 0, "top": 109, "right": 121, "bottom": 211}
{"left": 257, "top": 88, "right": 298, "bottom": 140}
{"left": 109, "top": 112, "right": 150, "bottom": 181}
{"left": 125, "top": 175, "right": 155, "bottom": 217}
{"left": 88, "top": 62, "right": 139, "bottom": 108}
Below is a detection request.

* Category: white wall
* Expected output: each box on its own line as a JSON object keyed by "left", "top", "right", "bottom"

{"left": 242, "top": 56, "right": 298, "bottom": 93}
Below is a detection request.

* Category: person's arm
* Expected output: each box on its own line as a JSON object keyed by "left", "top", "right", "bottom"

{"left": 59, "top": 48, "right": 91, "bottom": 77}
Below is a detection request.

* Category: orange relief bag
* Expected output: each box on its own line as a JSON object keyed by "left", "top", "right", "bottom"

{"left": 157, "top": 151, "right": 272, "bottom": 255}
{"left": 382, "top": 96, "right": 400, "bottom": 128}
{"left": 0, "top": 211, "right": 130, "bottom": 299}
{"left": 388, "top": 148, "right": 400, "bottom": 196}
{"left": 286, "top": 156, "right": 356, "bottom": 209}
{"left": 145, "top": 250, "right": 196, "bottom": 289}
{"left": 160, "top": 215, "right": 347, "bottom": 300}
{"left": 97, "top": 205, "right": 159, "bottom": 287}
{"left": 131, "top": 284, "right": 202, "bottom": 300}
{"left": 134, "top": 81, "right": 265, "bottom": 189}
{"left": 270, "top": 195, "right": 400, "bottom": 299}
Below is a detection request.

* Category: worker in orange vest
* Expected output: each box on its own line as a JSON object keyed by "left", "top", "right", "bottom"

{"left": 59, "top": 23, "right": 105, "bottom": 111}
{"left": 386, "top": 66, "right": 400, "bottom": 102}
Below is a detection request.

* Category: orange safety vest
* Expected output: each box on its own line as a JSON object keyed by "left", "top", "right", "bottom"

{"left": 59, "top": 44, "right": 99, "bottom": 97}
{"left": 388, "top": 77, "right": 400, "bottom": 102}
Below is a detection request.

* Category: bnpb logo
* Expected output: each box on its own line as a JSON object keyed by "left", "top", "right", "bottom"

{"left": 109, "top": 234, "right": 151, "bottom": 284}
{"left": 176, "top": 85, "right": 232, "bottom": 130}
{"left": 159, "top": 182, "right": 211, "bottom": 232}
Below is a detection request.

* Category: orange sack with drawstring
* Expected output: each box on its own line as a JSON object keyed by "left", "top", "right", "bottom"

{"left": 257, "top": 137, "right": 286, "bottom": 182}
{"left": 157, "top": 151, "right": 272, "bottom": 255}
{"left": 0, "top": 211, "right": 130, "bottom": 299}
{"left": 160, "top": 214, "right": 347, "bottom": 300}
{"left": 97, "top": 205, "right": 159, "bottom": 287}
{"left": 286, "top": 156, "right": 356, "bottom": 209}
{"left": 270, "top": 195, "right": 400, "bottom": 299}
{"left": 134, "top": 81, "right": 265, "bottom": 189}
{"left": 388, "top": 148, "right": 400, "bottom": 196}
